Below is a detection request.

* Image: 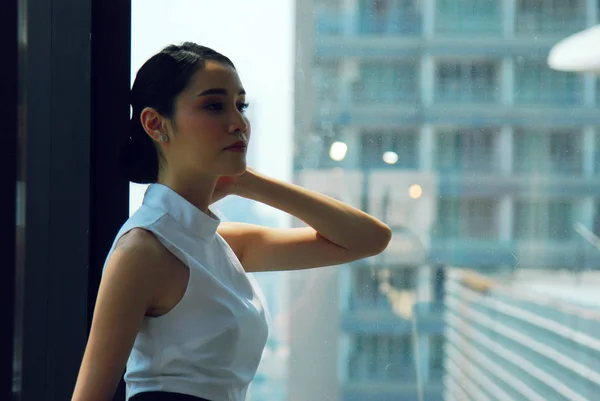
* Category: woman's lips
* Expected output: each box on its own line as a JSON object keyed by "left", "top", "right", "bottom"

{"left": 224, "top": 141, "right": 247, "bottom": 151}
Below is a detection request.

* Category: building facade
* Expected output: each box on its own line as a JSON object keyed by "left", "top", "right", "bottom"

{"left": 290, "top": 1, "right": 600, "bottom": 401}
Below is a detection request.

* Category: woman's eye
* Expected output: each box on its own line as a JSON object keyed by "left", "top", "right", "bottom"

{"left": 205, "top": 103, "right": 223, "bottom": 112}
{"left": 237, "top": 102, "right": 250, "bottom": 113}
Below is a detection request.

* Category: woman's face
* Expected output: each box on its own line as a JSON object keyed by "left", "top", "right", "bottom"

{"left": 164, "top": 60, "right": 251, "bottom": 178}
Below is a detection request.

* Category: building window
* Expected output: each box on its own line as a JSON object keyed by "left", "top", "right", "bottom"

{"left": 596, "top": 132, "right": 600, "bottom": 174}
{"left": 435, "top": 60, "right": 500, "bottom": 103}
{"left": 515, "top": 0, "right": 586, "bottom": 35}
{"left": 350, "top": 266, "right": 416, "bottom": 310}
{"left": 314, "top": 0, "right": 342, "bottom": 5}
{"left": 317, "top": 134, "right": 342, "bottom": 168}
{"left": 353, "top": 61, "right": 418, "bottom": 103}
{"left": 357, "top": 0, "right": 422, "bottom": 35}
{"left": 433, "top": 266, "right": 446, "bottom": 303}
{"left": 435, "top": 0, "right": 502, "bottom": 35}
{"left": 435, "top": 128, "right": 499, "bottom": 173}
{"left": 315, "top": 9, "right": 343, "bottom": 36}
{"left": 348, "top": 334, "right": 415, "bottom": 381}
{"left": 429, "top": 335, "right": 445, "bottom": 380}
{"left": 314, "top": 61, "right": 339, "bottom": 103}
{"left": 434, "top": 198, "right": 499, "bottom": 239}
{"left": 513, "top": 129, "right": 583, "bottom": 175}
{"left": 388, "top": 268, "right": 417, "bottom": 291}
{"left": 594, "top": 203, "right": 600, "bottom": 237}
{"left": 360, "top": 130, "right": 419, "bottom": 169}
{"left": 513, "top": 200, "right": 574, "bottom": 240}
{"left": 514, "top": 58, "right": 583, "bottom": 105}
{"left": 351, "top": 266, "right": 389, "bottom": 310}
{"left": 295, "top": 125, "right": 349, "bottom": 170}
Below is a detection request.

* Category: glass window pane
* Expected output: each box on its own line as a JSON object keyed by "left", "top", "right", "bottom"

{"left": 514, "top": 129, "right": 583, "bottom": 174}
{"left": 429, "top": 335, "right": 445, "bottom": 378}
{"left": 596, "top": 132, "right": 600, "bottom": 174}
{"left": 515, "top": 0, "right": 586, "bottom": 35}
{"left": 130, "top": 3, "right": 600, "bottom": 401}
{"left": 434, "top": 198, "right": 499, "bottom": 239}
{"left": 435, "top": 60, "right": 500, "bottom": 103}
{"left": 436, "top": 0, "right": 502, "bottom": 35}
{"left": 514, "top": 200, "right": 574, "bottom": 240}
{"left": 514, "top": 57, "right": 583, "bottom": 105}
{"left": 360, "top": 129, "right": 419, "bottom": 169}
{"left": 435, "top": 128, "right": 498, "bottom": 173}
{"left": 348, "top": 333, "right": 415, "bottom": 382}
{"left": 314, "top": 61, "right": 339, "bottom": 103}
{"left": 358, "top": 0, "right": 422, "bottom": 35}
{"left": 594, "top": 203, "right": 600, "bottom": 236}
{"left": 353, "top": 61, "right": 418, "bottom": 103}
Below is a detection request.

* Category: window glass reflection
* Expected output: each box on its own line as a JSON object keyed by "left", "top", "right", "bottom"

{"left": 130, "top": 1, "right": 600, "bottom": 400}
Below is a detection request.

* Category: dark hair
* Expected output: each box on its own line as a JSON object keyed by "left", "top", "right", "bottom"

{"left": 119, "top": 42, "right": 236, "bottom": 184}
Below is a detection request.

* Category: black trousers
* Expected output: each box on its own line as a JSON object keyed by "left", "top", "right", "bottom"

{"left": 130, "top": 392, "right": 211, "bottom": 401}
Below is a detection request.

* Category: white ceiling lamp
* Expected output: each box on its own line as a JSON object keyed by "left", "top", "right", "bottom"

{"left": 548, "top": 25, "right": 600, "bottom": 73}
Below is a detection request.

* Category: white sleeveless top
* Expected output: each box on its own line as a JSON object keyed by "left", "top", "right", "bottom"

{"left": 102, "top": 183, "right": 270, "bottom": 401}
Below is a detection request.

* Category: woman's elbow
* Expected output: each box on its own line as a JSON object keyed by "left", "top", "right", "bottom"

{"left": 363, "top": 224, "right": 393, "bottom": 256}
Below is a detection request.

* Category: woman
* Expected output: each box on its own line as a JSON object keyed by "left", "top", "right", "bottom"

{"left": 72, "top": 42, "right": 391, "bottom": 401}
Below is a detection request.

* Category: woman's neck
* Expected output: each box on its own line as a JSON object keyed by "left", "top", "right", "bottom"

{"left": 157, "top": 172, "right": 217, "bottom": 215}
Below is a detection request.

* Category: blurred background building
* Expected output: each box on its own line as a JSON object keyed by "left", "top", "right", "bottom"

{"left": 446, "top": 269, "right": 600, "bottom": 401}
{"left": 289, "top": 1, "right": 600, "bottom": 400}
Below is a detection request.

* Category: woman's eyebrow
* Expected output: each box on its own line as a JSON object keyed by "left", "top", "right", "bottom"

{"left": 197, "top": 88, "right": 246, "bottom": 97}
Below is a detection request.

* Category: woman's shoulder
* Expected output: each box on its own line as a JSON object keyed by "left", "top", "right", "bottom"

{"left": 113, "top": 205, "right": 169, "bottom": 243}
{"left": 115, "top": 227, "right": 163, "bottom": 253}
{"left": 107, "top": 228, "right": 175, "bottom": 285}
{"left": 125, "top": 204, "right": 168, "bottom": 228}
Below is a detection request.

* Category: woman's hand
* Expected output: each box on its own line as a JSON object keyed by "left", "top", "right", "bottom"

{"left": 210, "top": 175, "right": 235, "bottom": 204}
{"left": 210, "top": 167, "right": 256, "bottom": 204}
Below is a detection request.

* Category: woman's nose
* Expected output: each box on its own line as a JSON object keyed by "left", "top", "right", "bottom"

{"left": 229, "top": 114, "right": 249, "bottom": 134}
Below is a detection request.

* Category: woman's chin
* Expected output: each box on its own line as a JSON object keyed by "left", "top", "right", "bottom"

{"left": 223, "top": 161, "right": 247, "bottom": 176}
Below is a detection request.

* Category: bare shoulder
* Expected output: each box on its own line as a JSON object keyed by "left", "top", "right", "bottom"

{"left": 104, "top": 228, "right": 173, "bottom": 294}
{"left": 72, "top": 228, "right": 170, "bottom": 400}
{"left": 114, "top": 227, "right": 165, "bottom": 255}
{"left": 112, "top": 228, "right": 172, "bottom": 268}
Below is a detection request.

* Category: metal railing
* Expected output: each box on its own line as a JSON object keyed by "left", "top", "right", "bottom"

{"left": 445, "top": 269, "right": 600, "bottom": 400}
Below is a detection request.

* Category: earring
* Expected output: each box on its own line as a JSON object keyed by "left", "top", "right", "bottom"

{"left": 158, "top": 133, "right": 169, "bottom": 143}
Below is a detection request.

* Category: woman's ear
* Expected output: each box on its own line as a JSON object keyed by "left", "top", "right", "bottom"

{"left": 140, "top": 107, "right": 165, "bottom": 141}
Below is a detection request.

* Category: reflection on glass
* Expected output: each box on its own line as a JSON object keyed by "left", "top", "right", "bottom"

{"left": 308, "top": 1, "right": 600, "bottom": 400}
{"left": 130, "top": 1, "right": 600, "bottom": 400}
